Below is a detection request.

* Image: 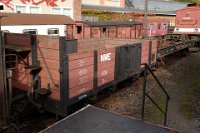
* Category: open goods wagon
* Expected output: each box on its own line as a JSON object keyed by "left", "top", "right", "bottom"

{"left": 5, "top": 33, "right": 157, "bottom": 116}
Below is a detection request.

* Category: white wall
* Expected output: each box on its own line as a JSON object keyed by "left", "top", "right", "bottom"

{"left": 82, "top": 0, "right": 100, "bottom": 5}
{"left": 2, "top": 25, "right": 67, "bottom": 36}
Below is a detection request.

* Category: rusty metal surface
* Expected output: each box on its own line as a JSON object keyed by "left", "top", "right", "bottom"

{"left": 4, "top": 33, "right": 32, "bottom": 47}
{"left": 40, "top": 105, "right": 179, "bottom": 133}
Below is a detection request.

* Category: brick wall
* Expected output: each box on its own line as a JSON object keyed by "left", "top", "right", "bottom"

{"left": 100, "top": 0, "right": 105, "bottom": 5}
{"left": 73, "top": 0, "right": 82, "bottom": 20}
{"left": 120, "top": 0, "right": 125, "bottom": 7}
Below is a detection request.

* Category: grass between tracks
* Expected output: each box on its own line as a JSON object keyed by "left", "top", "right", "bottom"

{"left": 144, "top": 98, "right": 167, "bottom": 125}
{"left": 180, "top": 76, "right": 200, "bottom": 119}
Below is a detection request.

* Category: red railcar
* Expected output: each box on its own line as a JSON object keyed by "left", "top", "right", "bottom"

{"left": 137, "top": 18, "right": 169, "bottom": 38}
{"left": 174, "top": 4, "right": 200, "bottom": 36}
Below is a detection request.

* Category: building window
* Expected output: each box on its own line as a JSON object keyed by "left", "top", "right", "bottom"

{"left": 2, "top": 30, "right": 10, "bottom": 33}
{"left": 48, "top": 28, "right": 59, "bottom": 35}
{"left": 0, "top": 5, "right": 3, "bottom": 12}
{"left": 23, "top": 29, "right": 37, "bottom": 35}
{"left": 158, "top": 23, "right": 161, "bottom": 29}
{"left": 163, "top": 24, "right": 167, "bottom": 29}
{"left": 150, "top": 24, "right": 154, "bottom": 30}
{"left": 52, "top": 8, "right": 61, "bottom": 14}
{"left": 103, "top": 27, "right": 107, "bottom": 33}
{"left": 76, "top": 26, "right": 82, "bottom": 34}
{"left": 30, "top": 6, "right": 40, "bottom": 14}
{"left": 63, "top": 8, "right": 71, "bottom": 17}
{"left": 15, "top": 5, "right": 26, "bottom": 13}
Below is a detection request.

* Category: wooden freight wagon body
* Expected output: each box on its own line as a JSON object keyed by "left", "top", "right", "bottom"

{"left": 5, "top": 33, "right": 157, "bottom": 116}
{"left": 74, "top": 21, "right": 143, "bottom": 39}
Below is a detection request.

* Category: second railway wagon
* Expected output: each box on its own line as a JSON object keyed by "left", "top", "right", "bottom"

{"left": 74, "top": 21, "right": 143, "bottom": 39}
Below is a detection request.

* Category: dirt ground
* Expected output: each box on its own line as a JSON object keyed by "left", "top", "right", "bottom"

{"left": 96, "top": 51, "right": 200, "bottom": 133}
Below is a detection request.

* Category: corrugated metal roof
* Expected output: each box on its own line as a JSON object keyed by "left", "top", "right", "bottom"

{"left": 138, "top": 17, "right": 170, "bottom": 22}
{"left": 0, "top": 13, "right": 74, "bottom": 26}
{"left": 130, "top": 0, "right": 188, "bottom": 11}
{"left": 82, "top": 21, "right": 142, "bottom": 27}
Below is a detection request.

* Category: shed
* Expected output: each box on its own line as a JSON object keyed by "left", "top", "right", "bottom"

{"left": 74, "top": 21, "right": 143, "bottom": 39}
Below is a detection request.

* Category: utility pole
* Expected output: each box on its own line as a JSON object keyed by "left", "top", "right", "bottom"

{"left": 0, "top": 30, "right": 8, "bottom": 131}
{"left": 0, "top": 5, "right": 7, "bottom": 129}
{"left": 0, "top": 7, "right": 18, "bottom": 132}
{"left": 144, "top": 0, "right": 148, "bottom": 39}
{"left": 0, "top": 9, "right": 9, "bottom": 131}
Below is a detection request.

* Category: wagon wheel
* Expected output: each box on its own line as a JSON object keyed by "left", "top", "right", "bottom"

{"left": 181, "top": 34, "right": 186, "bottom": 40}
{"left": 172, "top": 35, "right": 179, "bottom": 42}
{"left": 89, "top": 93, "right": 98, "bottom": 103}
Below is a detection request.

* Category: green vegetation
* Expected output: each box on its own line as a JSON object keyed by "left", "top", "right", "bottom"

{"left": 180, "top": 76, "right": 200, "bottom": 119}
{"left": 82, "top": 9, "right": 153, "bottom": 21}
{"left": 82, "top": 9, "right": 110, "bottom": 21}
{"left": 82, "top": 9, "right": 138, "bottom": 21}
{"left": 144, "top": 98, "right": 167, "bottom": 124}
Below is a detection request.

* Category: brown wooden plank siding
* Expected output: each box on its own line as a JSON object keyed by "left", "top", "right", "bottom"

{"left": 68, "top": 52, "right": 94, "bottom": 98}
{"left": 69, "top": 81, "right": 93, "bottom": 98}
{"left": 37, "top": 36, "right": 60, "bottom": 100}
{"left": 97, "top": 48, "right": 116, "bottom": 87}
{"left": 141, "top": 40, "right": 150, "bottom": 68}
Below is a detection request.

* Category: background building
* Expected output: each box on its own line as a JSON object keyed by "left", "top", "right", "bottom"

{"left": 82, "top": 0, "right": 125, "bottom": 8}
{"left": 0, "top": 0, "right": 189, "bottom": 24}
{"left": 0, "top": 0, "right": 81, "bottom": 20}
